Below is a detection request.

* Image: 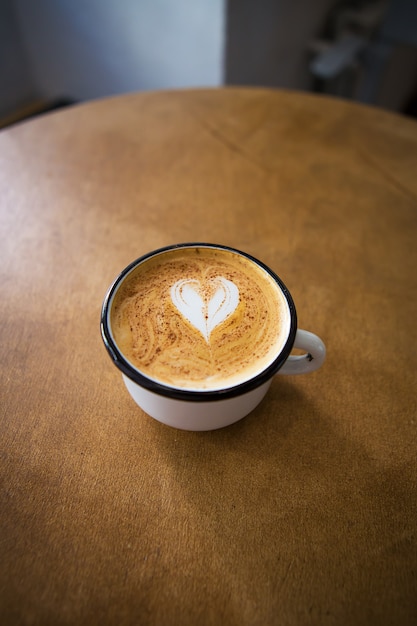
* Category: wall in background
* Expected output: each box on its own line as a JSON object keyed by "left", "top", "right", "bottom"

{"left": 225, "top": 0, "right": 337, "bottom": 91}
{"left": 2, "top": 0, "right": 335, "bottom": 117}
{"left": 12, "top": 0, "right": 225, "bottom": 103}
{"left": 0, "top": 0, "right": 40, "bottom": 118}
{"left": 2, "top": 0, "right": 416, "bottom": 123}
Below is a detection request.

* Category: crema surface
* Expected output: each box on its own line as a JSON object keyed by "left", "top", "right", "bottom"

{"left": 110, "top": 247, "right": 289, "bottom": 390}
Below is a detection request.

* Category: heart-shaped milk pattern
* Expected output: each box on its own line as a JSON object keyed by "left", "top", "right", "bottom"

{"left": 170, "top": 277, "right": 239, "bottom": 342}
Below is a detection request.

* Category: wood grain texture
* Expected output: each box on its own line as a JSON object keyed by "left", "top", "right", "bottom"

{"left": 1, "top": 88, "right": 416, "bottom": 625}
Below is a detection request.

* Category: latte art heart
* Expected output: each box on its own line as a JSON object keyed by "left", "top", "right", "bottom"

{"left": 171, "top": 277, "right": 239, "bottom": 342}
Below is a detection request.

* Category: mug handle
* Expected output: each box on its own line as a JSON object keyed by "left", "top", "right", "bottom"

{"left": 278, "top": 329, "right": 326, "bottom": 375}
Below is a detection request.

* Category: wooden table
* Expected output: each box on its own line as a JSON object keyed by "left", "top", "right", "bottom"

{"left": 1, "top": 88, "right": 416, "bottom": 625}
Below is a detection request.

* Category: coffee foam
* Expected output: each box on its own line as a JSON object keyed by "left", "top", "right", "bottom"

{"left": 110, "top": 247, "right": 290, "bottom": 391}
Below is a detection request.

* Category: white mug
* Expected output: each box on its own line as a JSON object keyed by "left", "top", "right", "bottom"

{"left": 101, "top": 244, "right": 326, "bottom": 431}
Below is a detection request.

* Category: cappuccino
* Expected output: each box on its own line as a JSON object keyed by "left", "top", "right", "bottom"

{"left": 110, "top": 246, "right": 290, "bottom": 391}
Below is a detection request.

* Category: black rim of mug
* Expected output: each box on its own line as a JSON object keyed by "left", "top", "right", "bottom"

{"left": 100, "top": 243, "right": 298, "bottom": 402}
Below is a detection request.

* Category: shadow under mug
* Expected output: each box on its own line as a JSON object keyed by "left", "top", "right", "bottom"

{"left": 101, "top": 243, "right": 326, "bottom": 431}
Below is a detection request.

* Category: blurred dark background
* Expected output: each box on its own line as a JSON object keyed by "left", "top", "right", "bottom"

{"left": 1, "top": 0, "right": 417, "bottom": 128}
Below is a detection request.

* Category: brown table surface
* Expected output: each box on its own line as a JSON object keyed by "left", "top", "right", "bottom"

{"left": 1, "top": 88, "right": 416, "bottom": 625}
